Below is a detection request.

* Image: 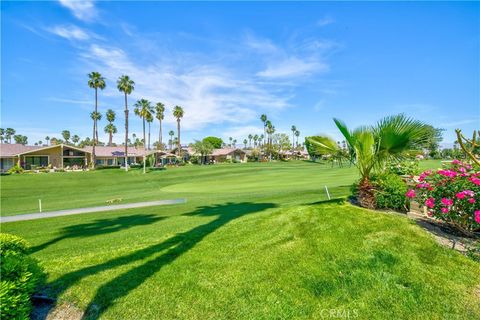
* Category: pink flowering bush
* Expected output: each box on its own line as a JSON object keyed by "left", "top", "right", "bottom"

{"left": 407, "top": 160, "right": 480, "bottom": 233}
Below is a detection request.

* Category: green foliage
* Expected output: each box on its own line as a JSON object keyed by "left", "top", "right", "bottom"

{"left": 202, "top": 136, "right": 223, "bottom": 149}
{"left": 387, "top": 159, "right": 420, "bottom": 176}
{"left": 96, "top": 165, "right": 121, "bottom": 170}
{"left": 371, "top": 173, "right": 408, "bottom": 211}
{"left": 0, "top": 233, "right": 28, "bottom": 255}
{"left": 0, "top": 233, "right": 45, "bottom": 319}
{"left": 7, "top": 165, "right": 24, "bottom": 174}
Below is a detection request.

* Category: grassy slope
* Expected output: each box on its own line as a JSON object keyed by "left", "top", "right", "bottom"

{"left": 3, "top": 159, "right": 476, "bottom": 319}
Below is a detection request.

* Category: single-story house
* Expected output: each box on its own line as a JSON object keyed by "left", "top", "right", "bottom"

{"left": 211, "top": 148, "right": 247, "bottom": 163}
{"left": 0, "top": 144, "right": 91, "bottom": 171}
{"left": 151, "top": 150, "right": 179, "bottom": 166}
{"left": 0, "top": 144, "right": 153, "bottom": 171}
{"left": 82, "top": 146, "right": 149, "bottom": 166}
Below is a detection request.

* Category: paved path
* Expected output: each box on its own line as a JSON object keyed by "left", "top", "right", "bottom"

{"left": 0, "top": 199, "right": 186, "bottom": 223}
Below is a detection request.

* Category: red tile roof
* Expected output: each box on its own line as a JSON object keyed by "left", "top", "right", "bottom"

{"left": 0, "top": 144, "right": 42, "bottom": 157}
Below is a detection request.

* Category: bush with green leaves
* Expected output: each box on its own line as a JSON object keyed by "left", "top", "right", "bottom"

{"left": 0, "top": 233, "right": 45, "bottom": 319}
{"left": 387, "top": 159, "right": 420, "bottom": 176}
{"left": 7, "top": 165, "right": 24, "bottom": 174}
{"left": 351, "top": 173, "right": 408, "bottom": 211}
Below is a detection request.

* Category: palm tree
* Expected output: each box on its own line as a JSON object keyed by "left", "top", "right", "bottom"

{"left": 248, "top": 134, "right": 253, "bottom": 148}
{"left": 243, "top": 139, "right": 248, "bottom": 149}
{"left": 90, "top": 112, "right": 102, "bottom": 143}
{"left": 6, "top": 128, "right": 15, "bottom": 143}
{"left": 88, "top": 71, "right": 106, "bottom": 168}
{"left": 45, "top": 136, "right": 50, "bottom": 146}
{"left": 117, "top": 75, "right": 135, "bottom": 170}
{"left": 103, "top": 109, "right": 116, "bottom": 146}
{"left": 260, "top": 114, "right": 267, "bottom": 146}
{"left": 168, "top": 130, "right": 175, "bottom": 150}
{"left": 0, "top": 128, "right": 4, "bottom": 144}
{"left": 38, "top": 140, "right": 43, "bottom": 146}
{"left": 134, "top": 99, "right": 153, "bottom": 152}
{"left": 62, "top": 130, "right": 71, "bottom": 144}
{"left": 295, "top": 130, "right": 300, "bottom": 149}
{"left": 155, "top": 103, "right": 165, "bottom": 150}
{"left": 253, "top": 134, "right": 259, "bottom": 147}
{"left": 259, "top": 134, "right": 264, "bottom": 148}
{"left": 72, "top": 135, "right": 80, "bottom": 145}
{"left": 173, "top": 106, "right": 184, "bottom": 156}
{"left": 229, "top": 137, "right": 233, "bottom": 147}
{"left": 291, "top": 125, "right": 297, "bottom": 150}
{"left": 308, "top": 114, "right": 431, "bottom": 208}
{"left": 233, "top": 139, "right": 237, "bottom": 148}
{"left": 104, "top": 124, "right": 117, "bottom": 146}
{"left": 146, "top": 112, "right": 154, "bottom": 150}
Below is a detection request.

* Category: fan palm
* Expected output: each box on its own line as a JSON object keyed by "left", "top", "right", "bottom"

{"left": 248, "top": 134, "right": 253, "bottom": 148}
{"left": 6, "top": 128, "right": 15, "bottom": 143}
{"left": 291, "top": 125, "right": 297, "bottom": 150}
{"left": 134, "top": 99, "right": 154, "bottom": 153}
{"left": 295, "top": 130, "right": 300, "bottom": 148}
{"left": 62, "top": 130, "right": 71, "bottom": 144}
{"left": 168, "top": 130, "right": 175, "bottom": 150}
{"left": 155, "top": 103, "right": 165, "bottom": 150}
{"left": 72, "top": 135, "right": 80, "bottom": 145}
{"left": 104, "top": 124, "right": 117, "bottom": 146}
{"left": 45, "top": 136, "right": 50, "bottom": 145}
{"left": 260, "top": 114, "right": 267, "bottom": 147}
{"left": 88, "top": 72, "right": 106, "bottom": 167}
{"left": 146, "top": 112, "right": 154, "bottom": 150}
{"left": 117, "top": 75, "right": 135, "bottom": 170}
{"left": 253, "top": 134, "right": 259, "bottom": 147}
{"left": 243, "top": 139, "right": 248, "bottom": 149}
{"left": 307, "top": 114, "right": 431, "bottom": 208}
{"left": 173, "top": 106, "right": 184, "bottom": 156}
{"left": 90, "top": 112, "right": 102, "bottom": 143}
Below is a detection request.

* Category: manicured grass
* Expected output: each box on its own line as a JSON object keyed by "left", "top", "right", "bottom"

{"left": 2, "top": 159, "right": 477, "bottom": 319}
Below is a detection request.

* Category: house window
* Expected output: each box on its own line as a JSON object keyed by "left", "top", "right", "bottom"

{"left": 25, "top": 156, "right": 48, "bottom": 169}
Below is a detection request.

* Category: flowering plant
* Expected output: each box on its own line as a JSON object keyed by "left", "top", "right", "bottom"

{"left": 406, "top": 160, "right": 480, "bottom": 233}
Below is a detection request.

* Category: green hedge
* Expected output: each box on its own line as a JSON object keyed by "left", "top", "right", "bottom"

{"left": 0, "top": 233, "right": 45, "bottom": 319}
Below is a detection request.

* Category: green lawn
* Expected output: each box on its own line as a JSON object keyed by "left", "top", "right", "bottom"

{"left": 3, "top": 159, "right": 477, "bottom": 319}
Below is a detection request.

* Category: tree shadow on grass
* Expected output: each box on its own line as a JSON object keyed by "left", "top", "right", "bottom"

{"left": 30, "top": 214, "right": 165, "bottom": 253}
{"left": 38, "top": 202, "right": 276, "bottom": 320}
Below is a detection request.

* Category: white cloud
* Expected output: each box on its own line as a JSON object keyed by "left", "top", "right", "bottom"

{"left": 79, "top": 44, "right": 291, "bottom": 131}
{"left": 58, "top": 0, "right": 97, "bottom": 22}
{"left": 257, "top": 57, "right": 328, "bottom": 78}
{"left": 317, "top": 16, "right": 335, "bottom": 27}
{"left": 47, "top": 25, "right": 90, "bottom": 40}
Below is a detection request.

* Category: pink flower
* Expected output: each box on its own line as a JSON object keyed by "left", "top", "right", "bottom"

{"left": 456, "top": 192, "right": 466, "bottom": 199}
{"left": 452, "top": 159, "right": 461, "bottom": 165}
{"left": 406, "top": 189, "right": 416, "bottom": 198}
{"left": 441, "top": 207, "right": 449, "bottom": 214}
{"left": 438, "top": 170, "right": 457, "bottom": 178}
{"left": 468, "top": 198, "right": 476, "bottom": 204}
{"left": 416, "top": 182, "right": 430, "bottom": 189}
{"left": 459, "top": 167, "right": 466, "bottom": 173}
{"left": 463, "top": 190, "right": 475, "bottom": 197}
{"left": 469, "top": 177, "right": 480, "bottom": 186}
{"left": 441, "top": 198, "right": 453, "bottom": 206}
{"left": 475, "top": 211, "right": 480, "bottom": 224}
{"left": 425, "top": 197, "right": 435, "bottom": 208}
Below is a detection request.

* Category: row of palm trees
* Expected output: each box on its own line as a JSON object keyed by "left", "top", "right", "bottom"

{"left": 88, "top": 72, "right": 185, "bottom": 170}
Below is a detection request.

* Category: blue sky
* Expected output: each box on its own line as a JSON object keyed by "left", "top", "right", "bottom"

{"left": 2, "top": 1, "right": 479, "bottom": 145}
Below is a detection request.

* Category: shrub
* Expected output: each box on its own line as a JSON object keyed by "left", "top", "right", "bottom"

{"left": 7, "top": 165, "right": 24, "bottom": 174}
{"left": 371, "top": 173, "right": 408, "bottom": 211}
{"left": 0, "top": 233, "right": 45, "bottom": 319}
{"left": 96, "top": 165, "right": 121, "bottom": 170}
{"left": 352, "top": 173, "right": 408, "bottom": 211}
{"left": 407, "top": 160, "right": 480, "bottom": 233}
{"left": 387, "top": 159, "right": 420, "bottom": 176}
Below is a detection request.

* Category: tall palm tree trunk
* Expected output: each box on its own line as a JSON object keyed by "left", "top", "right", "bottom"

{"left": 109, "top": 132, "right": 113, "bottom": 146}
{"left": 148, "top": 122, "right": 151, "bottom": 150}
{"left": 92, "top": 88, "right": 97, "bottom": 168}
{"left": 158, "top": 120, "right": 162, "bottom": 150}
{"left": 124, "top": 93, "right": 129, "bottom": 171}
{"left": 142, "top": 118, "right": 146, "bottom": 174}
{"left": 177, "top": 120, "right": 181, "bottom": 157}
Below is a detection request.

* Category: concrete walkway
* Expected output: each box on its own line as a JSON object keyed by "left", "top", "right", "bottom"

{"left": 1, "top": 199, "right": 186, "bottom": 223}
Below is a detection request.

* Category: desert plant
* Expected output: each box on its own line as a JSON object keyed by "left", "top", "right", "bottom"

{"left": 308, "top": 114, "right": 431, "bottom": 208}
